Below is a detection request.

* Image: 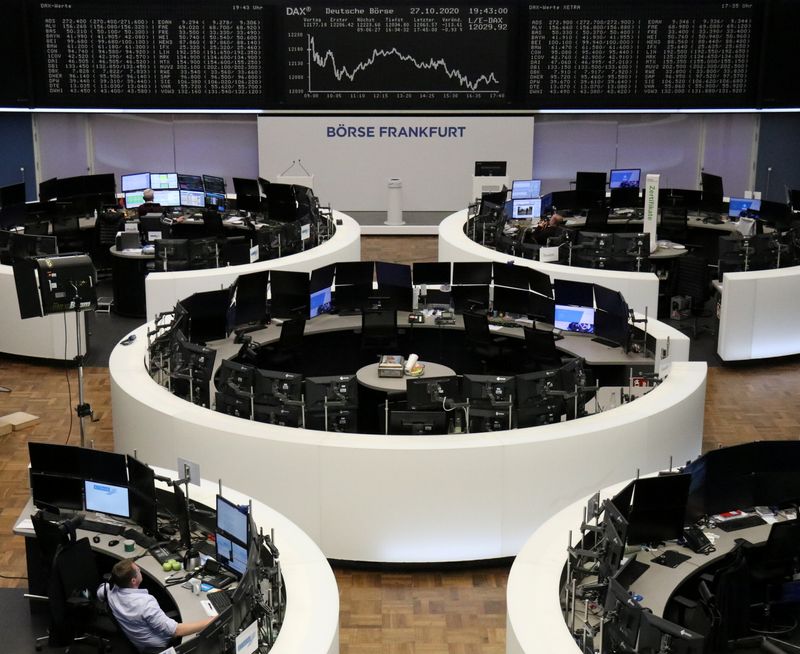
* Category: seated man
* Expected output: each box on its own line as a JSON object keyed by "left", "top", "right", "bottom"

{"left": 98, "top": 558, "right": 213, "bottom": 654}
{"left": 529, "top": 212, "right": 565, "bottom": 245}
{"left": 137, "top": 189, "right": 162, "bottom": 218}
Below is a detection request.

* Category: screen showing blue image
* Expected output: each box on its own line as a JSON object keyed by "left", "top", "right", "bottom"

{"left": 84, "top": 480, "right": 130, "bottom": 518}
{"left": 215, "top": 532, "right": 248, "bottom": 575}
{"left": 512, "top": 198, "right": 542, "bottom": 220}
{"left": 310, "top": 287, "right": 333, "bottom": 318}
{"left": 728, "top": 197, "right": 761, "bottom": 218}
{"left": 153, "top": 189, "right": 180, "bottom": 207}
{"left": 554, "top": 305, "right": 595, "bottom": 334}
{"left": 511, "top": 179, "right": 542, "bottom": 199}
{"left": 609, "top": 169, "right": 641, "bottom": 189}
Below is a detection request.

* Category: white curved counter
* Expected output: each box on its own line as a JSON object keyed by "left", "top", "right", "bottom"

{"left": 144, "top": 211, "right": 360, "bottom": 321}
{"left": 438, "top": 209, "right": 660, "bottom": 317}
{"left": 717, "top": 266, "right": 800, "bottom": 361}
{"left": 0, "top": 263, "right": 86, "bottom": 360}
{"left": 111, "top": 315, "right": 706, "bottom": 563}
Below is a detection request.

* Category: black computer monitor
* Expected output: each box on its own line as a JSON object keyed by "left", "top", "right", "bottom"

{"left": 576, "top": 171, "right": 607, "bottom": 193}
{"left": 479, "top": 189, "right": 508, "bottom": 214}
{"left": 701, "top": 172, "right": 724, "bottom": 212}
{"left": 594, "top": 309, "right": 629, "bottom": 350}
{"left": 38, "top": 177, "right": 59, "bottom": 201}
{"left": 253, "top": 369, "right": 304, "bottom": 404}
{"left": 170, "top": 331, "right": 217, "bottom": 381}
{"left": 232, "top": 177, "right": 259, "bottom": 198}
{"left": 336, "top": 261, "right": 374, "bottom": 286}
{"left": 528, "top": 269, "right": 552, "bottom": 298}
{"left": 155, "top": 238, "right": 189, "bottom": 263}
{"left": 609, "top": 169, "right": 641, "bottom": 189}
{"left": 492, "top": 286, "right": 530, "bottom": 317}
{"left": 29, "top": 442, "right": 82, "bottom": 477}
{"left": 553, "top": 279, "right": 594, "bottom": 307}
{"left": 609, "top": 187, "right": 642, "bottom": 209}
{"left": 468, "top": 407, "right": 511, "bottom": 433}
{"left": 127, "top": 456, "right": 158, "bottom": 536}
{"left": 376, "top": 261, "right": 413, "bottom": 311}
{"left": 8, "top": 232, "right": 58, "bottom": 260}
{"left": 188, "top": 237, "right": 217, "bottom": 267}
{"left": 227, "top": 271, "right": 268, "bottom": 334}
{"left": 214, "top": 392, "right": 253, "bottom": 419}
{"left": 529, "top": 293, "right": 555, "bottom": 324}
{"left": 203, "top": 175, "right": 226, "bottom": 195}
{"left": 453, "top": 262, "right": 492, "bottom": 285}
{"left": 636, "top": 611, "right": 704, "bottom": 654}
{"left": 216, "top": 360, "right": 256, "bottom": 395}
{"left": 515, "top": 369, "right": 560, "bottom": 407}
{"left": 179, "top": 289, "right": 229, "bottom": 343}
{"left": 84, "top": 480, "right": 130, "bottom": 519}
{"left": 463, "top": 374, "right": 515, "bottom": 407}
{"left": 406, "top": 376, "right": 461, "bottom": 411}
{"left": 216, "top": 494, "right": 249, "bottom": 545}
{"left": 270, "top": 270, "right": 310, "bottom": 319}
{"left": 598, "top": 516, "right": 626, "bottom": 580}
{"left": 612, "top": 232, "right": 649, "bottom": 258}
{"left": 178, "top": 174, "right": 204, "bottom": 192}
{"left": 31, "top": 473, "right": 84, "bottom": 512}
{"left": 625, "top": 474, "right": 691, "bottom": 546}
{"left": 492, "top": 262, "right": 529, "bottom": 290}
{"left": 389, "top": 410, "right": 449, "bottom": 435}
{"left": 304, "top": 375, "right": 358, "bottom": 413}
{"left": 215, "top": 532, "right": 248, "bottom": 576}
{"left": 81, "top": 449, "right": 128, "bottom": 486}
{"left": 253, "top": 402, "right": 303, "bottom": 427}
{"left": 578, "top": 231, "right": 614, "bottom": 256}
{"left": 593, "top": 285, "right": 626, "bottom": 317}
{"left": 121, "top": 172, "right": 151, "bottom": 193}
{"left": 603, "top": 577, "right": 644, "bottom": 652}
{"left": 334, "top": 284, "right": 373, "bottom": 313}
{"left": 412, "top": 262, "right": 451, "bottom": 286}
{"left": 451, "top": 285, "right": 490, "bottom": 313}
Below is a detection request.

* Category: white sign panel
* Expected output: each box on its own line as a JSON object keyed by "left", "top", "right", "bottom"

{"left": 258, "top": 115, "right": 534, "bottom": 212}
{"left": 644, "top": 173, "right": 660, "bottom": 253}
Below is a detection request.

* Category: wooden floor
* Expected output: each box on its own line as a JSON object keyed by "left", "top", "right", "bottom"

{"left": 1, "top": 235, "right": 799, "bottom": 653}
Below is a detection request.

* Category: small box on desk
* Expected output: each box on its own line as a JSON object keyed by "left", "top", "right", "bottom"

{"left": 378, "top": 355, "right": 405, "bottom": 378}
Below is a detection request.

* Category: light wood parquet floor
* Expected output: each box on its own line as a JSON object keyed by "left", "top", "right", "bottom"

{"left": 1, "top": 235, "right": 799, "bottom": 653}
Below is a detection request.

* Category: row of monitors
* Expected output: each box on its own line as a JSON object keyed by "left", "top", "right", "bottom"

{"left": 121, "top": 172, "right": 225, "bottom": 194}
{"left": 125, "top": 188, "right": 226, "bottom": 211}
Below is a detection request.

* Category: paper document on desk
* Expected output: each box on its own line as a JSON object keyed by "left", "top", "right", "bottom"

{"left": 488, "top": 325, "right": 503, "bottom": 332}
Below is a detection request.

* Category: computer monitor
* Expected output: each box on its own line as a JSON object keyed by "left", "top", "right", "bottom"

{"left": 334, "top": 284, "right": 372, "bottom": 313}
{"left": 603, "top": 577, "right": 644, "bottom": 652}
{"left": 479, "top": 188, "right": 508, "bottom": 214}
{"left": 253, "top": 370, "right": 304, "bottom": 404}
{"left": 124, "top": 191, "right": 145, "bottom": 209}
{"left": 625, "top": 474, "right": 691, "bottom": 546}
{"left": 636, "top": 611, "right": 704, "bottom": 654}
{"left": 178, "top": 174, "right": 204, "bottom": 192}
{"left": 389, "top": 410, "right": 449, "bottom": 435}
{"left": 81, "top": 449, "right": 128, "bottom": 486}
{"left": 463, "top": 374, "right": 515, "bottom": 407}
{"left": 216, "top": 359, "right": 256, "bottom": 395}
{"left": 310, "top": 263, "right": 336, "bottom": 319}
{"left": 304, "top": 375, "right": 358, "bottom": 412}
{"left": 492, "top": 286, "right": 530, "bottom": 317}
{"left": 31, "top": 473, "right": 84, "bottom": 512}
{"left": 180, "top": 190, "right": 206, "bottom": 208}
{"left": 528, "top": 269, "right": 552, "bottom": 298}
{"left": 84, "top": 480, "right": 130, "bottom": 519}
{"left": 511, "top": 179, "right": 541, "bottom": 200}
{"left": 609, "top": 169, "right": 641, "bottom": 189}
{"left": 375, "top": 261, "right": 413, "bottom": 311}
{"left": 612, "top": 232, "right": 649, "bottom": 258}
{"left": 510, "top": 198, "right": 541, "bottom": 220}
{"left": 227, "top": 271, "right": 268, "bottom": 333}
{"left": 453, "top": 262, "right": 492, "bottom": 285}
{"left": 554, "top": 305, "right": 595, "bottom": 334}
{"left": 412, "top": 262, "right": 451, "bottom": 286}
{"left": 594, "top": 309, "right": 629, "bottom": 349}
{"left": 451, "top": 285, "right": 490, "bottom": 313}
{"left": 406, "top": 376, "right": 461, "bottom": 411}
{"left": 515, "top": 369, "right": 560, "bottom": 407}
{"left": 179, "top": 289, "right": 229, "bottom": 343}
{"left": 150, "top": 173, "right": 178, "bottom": 190}
{"left": 170, "top": 331, "right": 216, "bottom": 380}
{"left": 270, "top": 270, "right": 310, "bottom": 319}
{"left": 492, "top": 262, "right": 530, "bottom": 291}
{"left": 468, "top": 407, "right": 511, "bottom": 433}
{"left": 215, "top": 532, "right": 248, "bottom": 576}
{"left": 121, "top": 172, "right": 151, "bottom": 192}
{"left": 203, "top": 175, "right": 226, "bottom": 195}
{"left": 598, "top": 515, "right": 626, "bottom": 580}
{"left": 153, "top": 189, "right": 180, "bottom": 207}
{"left": 29, "top": 442, "right": 83, "bottom": 477}
{"left": 728, "top": 197, "right": 761, "bottom": 218}
{"left": 216, "top": 494, "right": 249, "bottom": 545}
{"left": 8, "top": 232, "right": 58, "bottom": 260}
{"left": 214, "top": 392, "right": 252, "bottom": 419}
{"left": 701, "top": 172, "right": 724, "bottom": 211}
{"left": 609, "top": 187, "right": 642, "bottom": 209}
{"left": 205, "top": 192, "right": 226, "bottom": 212}
{"left": 553, "top": 279, "right": 594, "bottom": 307}
{"left": 335, "top": 261, "right": 374, "bottom": 286}
{"left": 576, "top": 171, "right": 607, "bottom": 193}
{"left": 253, "top": 402, "right": 303, "bottom": 427}
{"left": 593, "top": 285, "right": 627, "bottom": 316}
{"left": 127, "top": 456, "right": 158, "bottom": 536}
{"left": 529, "top": 293, "right": 555, "bottom": 324}
{"left": 38, "top": 177, "right": 59, "bottom": 201}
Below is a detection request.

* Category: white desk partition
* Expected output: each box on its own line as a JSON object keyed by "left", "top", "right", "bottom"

{"left": 111, "top": 317, "right": 706, "bottom": 564}
{"left": 438, "top": 209, "right": 660, "bottom": 317}
{"left": 0, "top": 264, "right": 86, "bottom": 360}
{"left": 717, "top": 266, "right": 800, "bottom": 361}
{"left": 144, "top": 211, "right": 360, "bottom": 321}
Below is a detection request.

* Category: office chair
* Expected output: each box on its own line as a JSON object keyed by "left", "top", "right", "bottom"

{"left": 658, "top": 206, "right": 689, "bottom": 243}
{"left": 462, "top": 311, "right": 511, "bottom": 372}
{"left": 24, "top": 217, "right": 52, "bottom": 236}
{"left": 361, "top": 307, "right": 399, "bottom": 358}
{"left": 522, "top": 326, "right": 564, "bottom": 371}
{"left": 260, "top": 317, "right": 306, "bottom": 371}
{"left": 202, "top": 210, "right": 225, "bottom": 239}
{"left": 52, "top": 214, "right": 84, "bottom": 252}
{"left": 169, "top": 221, "right": 207, "bottom": 240}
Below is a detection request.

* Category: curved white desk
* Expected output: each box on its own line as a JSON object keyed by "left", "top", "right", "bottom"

{"left": 111, "top": 312, "right": 706, "bottom": 563}
{"left": 0, "top": 263, "right": 86, "bottom": 360}
{"left": 144, "top": 211, "right": 361, "bottom": 321}
{"left": 717, "top": 266, "right": 800, "bottom": 361}
{"left": 438, "top": 209, "right": 660, "bottom": 317}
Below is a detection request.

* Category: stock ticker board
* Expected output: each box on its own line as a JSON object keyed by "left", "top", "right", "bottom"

{"left": 3, "top": 0, "right": 797, "bottom": 110}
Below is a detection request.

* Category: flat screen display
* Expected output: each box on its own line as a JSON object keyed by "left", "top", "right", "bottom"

{"left": 310, "top": 286, "right": 333, "bottom": 318}
{"left": 203, "top": 175, "right": 226, "bottom": 195}
{"left": 554, "top": 304, "right": 595, "bottom": 334}
{"left": 84, "top": 480, "right": 130, "bottom": 518}
{"left": 728, "top": 197, "right": 761, "bottom": 218}
{"left": 150, "top": 173, "right": 178, "bottom": 190}
{"left": 609, "top": 169, "right": 641, "bottom": 189}
{"left": 511, "top": 198, "right": 541, "bottom": 219}
{"left": 216, "top": 495, "right": 248, "bottom": 545}
{"left": 178, "top": 174, "right": 204, "bottom": 191}
{"left": 125, "top": 191, "right": 145, "bottom": 208}
{"left": 215, "top": 532, "right": 248, "bottom": 576}
{"left": 153, "top": 189, "right": 180, "bottom": 207}
{"left": 511, "top": 179, "right": 542, "bottom": 199}
{"left": 180, "top": 190, "right": 205, "bottom": 208}
{"left": 121, "top": 172, "right": 150, "bottom": 192}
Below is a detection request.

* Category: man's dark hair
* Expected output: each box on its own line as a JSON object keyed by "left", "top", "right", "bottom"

{"left": 111, "top": 559, "right": 138, "bottom": 588}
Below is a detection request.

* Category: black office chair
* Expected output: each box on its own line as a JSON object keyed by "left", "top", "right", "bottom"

{"left": 260, "top": 317, "right": 306, "bottom": 371}
{"left": 52, "top": 214, "right": 84, "bottom": 253}
{"left": 361, "top": 307, "right": 399, "bottom": 358}
{"left": 169, "top": 221, "right": 207, "bottom": 240}
{"left": 522, "top": 326, "right": 564, "bottom": 371}
{"left": 35, "top": 536, "right": 115, "bottom": 652}
{"left": 462, "top": 311, "right": 511, "bottom": 372}
{"left": 659, "top": 206, "right": 689, "bottom": 243}
{"left": 202, "top": 210, "right": 225, "bottom": 239}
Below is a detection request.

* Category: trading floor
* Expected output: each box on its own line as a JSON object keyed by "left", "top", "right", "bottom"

{"left": 1, "top": 236, "right": 799, "bottom": 654}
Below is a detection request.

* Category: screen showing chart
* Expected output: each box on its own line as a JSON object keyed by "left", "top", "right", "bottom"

{"left": 283, "top": 4, "right": 514, "bottom": 107}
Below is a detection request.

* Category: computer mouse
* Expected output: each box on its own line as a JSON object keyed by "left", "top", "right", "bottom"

{"left": 92, "top": 535, "right": 101, "bottom": 544}
{"left": 108, "top": 539, "right": 120, "bottom": 547}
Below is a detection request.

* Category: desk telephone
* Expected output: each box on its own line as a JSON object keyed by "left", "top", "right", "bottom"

{"left": 682, "top": 525, "right": 715, "bottom": 554}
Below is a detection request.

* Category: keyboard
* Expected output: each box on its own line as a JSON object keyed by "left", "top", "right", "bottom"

{"left": 488, "top": 318, "right": 524, "bottom": 329}
{"left": 123, "top": 528, "right": 157, "bottom": 549}
{"left": 83, "top": 520, "right": 125, "bottom": 536}
{"left": 716, "top": 514, "right": 766, "bottom": 532}
{"left": 206, "top": 589, "right": 233, "bottom": 613}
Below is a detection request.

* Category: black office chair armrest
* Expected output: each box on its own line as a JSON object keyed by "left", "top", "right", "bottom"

{"left": 672, "top": 594, "right": 699, "bottom": 611}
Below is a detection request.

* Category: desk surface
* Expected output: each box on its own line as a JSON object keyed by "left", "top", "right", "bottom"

{"left": 356, "top": 361, "right": 456, "bottom": 393}
{"left": 14, "top": 467, "right": 339, "bottom": 654}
